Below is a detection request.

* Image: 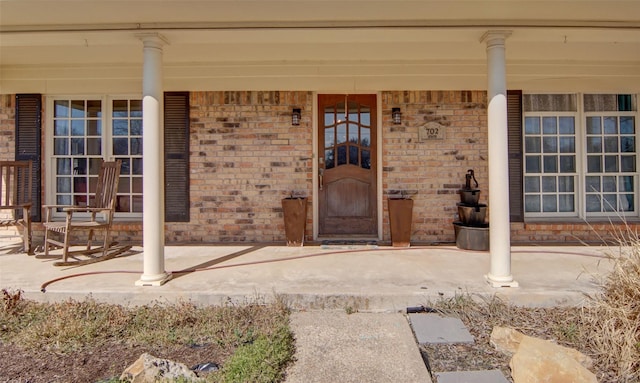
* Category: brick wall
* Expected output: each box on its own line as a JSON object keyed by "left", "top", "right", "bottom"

{"left": 0, "top": 94, "right": 15, "bottom": 161}
{"left": 381, "top": 91, "right": 489, "bottom": 243}
{"left": 166, "top": 91, "right": 314, "bottom": 243}
{"left": 2, "top": 91, "right": 638, "bottom": 247}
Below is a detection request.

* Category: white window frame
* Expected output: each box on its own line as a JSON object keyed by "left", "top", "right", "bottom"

{"left": 46, "top": 94, "right": 143, "bottom": 220}
{"left": 523, "top": 93, "right": 640, "bottom": 220}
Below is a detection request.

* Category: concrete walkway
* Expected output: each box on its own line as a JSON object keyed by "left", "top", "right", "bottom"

{"left": 0, "top": 239, "right": 616, "bottom": 382}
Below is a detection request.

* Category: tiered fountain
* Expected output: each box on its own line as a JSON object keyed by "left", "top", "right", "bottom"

{"left": 453, "top": 169, "right": 489, "bottom": 251}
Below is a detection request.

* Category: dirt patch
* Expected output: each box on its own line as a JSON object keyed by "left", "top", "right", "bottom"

{"left": 0, "top": 342, "right": 229, "bottom": 382}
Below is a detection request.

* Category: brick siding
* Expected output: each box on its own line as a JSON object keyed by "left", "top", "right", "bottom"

{"left": 1, "top": 91, "right": 638, "bottom": 246}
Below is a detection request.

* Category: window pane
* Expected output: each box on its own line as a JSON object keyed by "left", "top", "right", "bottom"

{"left": 348, "top": 123, "right": 358, "bottom": 144}
{"left": 132, "top": 196, "right": 143, "bottom": 212}
{"left": 620, "top": 195, "right": 634, "bottom": 211}
{"left": 587, "top": 156, "right": 602, "bottom": 172}
{"left": 54, "top": 120, "right": 69, "bottom": 136}
{"left": 87, "top": 120, "right": 101, "bottom": 136}
{"left": 543, "top": 156, "right": 557, "bottom": 172}
{"left": 71, "top": 138, "right": 85, "bottom": 155}
{"left": 325, "top": 149, "right": 334, "bottom": 169}
{"left": 586, "top": 117, "right": 601, "bottom": 134}
{"left": 57, "top": 177, "right": 71, "bottom": 193}
{"left": 337, "top": 146, "right": 346, "bottom": 165}
{"left": 113, "top": 120, "right": 128, "bottom": 136}
{"left": 586, "top": 176, "right": 600, "bottom": 192}
{"left": 621, "top": 156, "right": 636, "bottom": 172}
{"left": 543, "top": 195, "right": 557, "bottom": 212}
{"left": 525, "top": 117, "right": 540, "bottom": 134}
{"left": 324, "top": 109, "right": 335, "bottom": 126}
{"left": 604, "top": 137, "right": 618, "bottom": 152}
{"left": 603, "top": 176, "right": 616, "bottom": 192}
{"left": 87, "top": 100, "right": 101, "bottom": 117}
{"left": 87, "top": 138, "right": 101, "bottom": 155}
{"left": 586, "top": 137, "right": 601, "bottom": 153}
{"left": 337, "top": 123, "right": 347, "bottom": 144}
{"left": 559, "top": 195, "right": 575, "bottom": 212}
{"left": 524, "top": 176, "right": 540, "bottom": 192}
{"left": 348, "top": 146, "right": 358, "bottom": 165}
{"left": 361, "top": 150, "right": 371, "bottom": 169}
{"left": 113, "top": 138, "right": 129, "bottom": 155}
{"left": 558, "top": 176, "right": 574, "bottom": 192}
{"left": 70, "top": 100, "right": 85, "bottom": 117}
{"left": 324, "top": 128, "right": 334, "bottom": 148}
{"left": 559, "top": 117, "right": 575, "bottom": 134}
{"left": 619, "top": 176, "right": 634, "bottom": 192}
{"left": 360, "top": 106, "right": 370, "bottom": 126}
{"left": 132, "top": 158, "right": 143, "bottom": 175}
{"left": 542, "top": 176, "right": 556, "bottom": 192}
{"left": 112, "top": 100, "right": 128, "bottom": 117}
{"left": 604, "top": 155, "right": 618, "bottom": 172}
{"left": 130, "top": 119, "right": 142, "bottom": 136}
{"left": 603, "top": 194, "right": 617, "bottom": 212}
{"left": 131, "top": 138, "right": 142, "bottom": 155}
{"left": 621, "top": 137, "right": 635, "bottom": 152}
{"left": 54, "top": 138, "right": 68, "bottom": 155}
{"left": 526, "top": 156, "right": 541, "bottom": 173}
{"left": 130, "top": 100, "right": 142, "bottom": 117}
{"left": 132, "top": 177, "right": 143, "bottom": 193}
{"left": 525, "top": 195, "right": 540, "bottom": 212}
{"left": 71, "top": 120, "right": 85, "bottom": 136}
{"left": 620, "top": 116, "right": 635, "bottom": 134}
{"left": 604, "top": 116, "right": 618, "bottom": 134}
{"left": 57, "top": 158, "right": 71, "bottom": 175}
{"left": 361, "top": 128, "right": 371, "bottom": 148}
{"left": 543, "top": 137, "right": 557, "bottom": 153}
{"left": 559, "top": 156, "right": 575, "bottom": 172}
{"left": 54, "top": 100, "right": 70, "bottom": 117}
{"left": 559, "top": 137, "right": 575, "bottom": 153}
{"left": 586, "top": 195, "right": 601, "bottom": 212}
{"left": 543, "top": 117, "right": 557, "bottom": 134}
{"left": 525, "top": 137, "right": 541, "bottom": 153}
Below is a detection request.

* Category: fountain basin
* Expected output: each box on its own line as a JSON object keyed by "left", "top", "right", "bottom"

{"left": 459, "top": 189, "right": 481, "bottom": 205}
{"left": 457, "top": 203, "right": 487, "bottom": 226}
{"left": 453, "top": 222, "right": 489, "bottom": 251}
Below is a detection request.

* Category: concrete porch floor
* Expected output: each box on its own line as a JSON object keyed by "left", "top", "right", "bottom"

{"left": 0, "top": 239, "right": 614, "bottom": 309}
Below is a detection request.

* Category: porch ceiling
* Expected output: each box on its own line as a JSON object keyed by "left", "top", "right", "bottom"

{"left": 1, "top": 0, "right": 640, "bottom": 92}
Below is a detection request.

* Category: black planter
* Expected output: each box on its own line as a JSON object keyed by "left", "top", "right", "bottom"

{"left": 388, "top": 198, "right": 413, "bottom": 247}
{"left": 282, "top": 197, "right": 307, "bottom": 246}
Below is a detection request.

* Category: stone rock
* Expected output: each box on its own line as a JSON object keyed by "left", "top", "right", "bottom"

{"left": 120, "top": 353, "right": 202, "bottom": 383}
{"left": 510, "top": 336, "right": 597, "bottom": 383}
{"left": 490, "top": 326, "right": 593, "bottom": 369}
{"left": 490, "top": 326, "right": 524, "bottom": 355}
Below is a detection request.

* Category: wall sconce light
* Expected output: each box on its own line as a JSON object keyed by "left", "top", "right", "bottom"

{"left": 292, "top": 108, "right": 301, "bottom": 126}
{"left": 392, "top": 107, "right": 402, "bottom": 125}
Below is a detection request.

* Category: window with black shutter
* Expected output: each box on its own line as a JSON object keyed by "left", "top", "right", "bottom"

{"left": 507, "top": 90, "right": 524, "bottom": 222}
{"left": 15, "top": 94, "right": 42, "bottom": 222}
{"left": 164, "top": 92, "right": 190, "bottom": 222}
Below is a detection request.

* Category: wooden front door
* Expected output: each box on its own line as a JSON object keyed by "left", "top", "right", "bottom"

{"left": 318, "top": 94, "right": 377, "bottom": 236}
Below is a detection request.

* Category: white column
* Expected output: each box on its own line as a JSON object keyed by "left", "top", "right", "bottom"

{"left": 481, "top": 31, "right": 518, "bottom": 288}
{"left": 135, "top": 33, "right": 171, "bottom": 286}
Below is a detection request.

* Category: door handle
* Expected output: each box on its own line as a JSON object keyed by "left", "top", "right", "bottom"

{"left": 319, "top": 168, "right": 324, "bottom": 190}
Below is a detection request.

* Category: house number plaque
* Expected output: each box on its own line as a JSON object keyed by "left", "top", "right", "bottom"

{"left": 418, "top": 121, "right": 445, "bottom": 141}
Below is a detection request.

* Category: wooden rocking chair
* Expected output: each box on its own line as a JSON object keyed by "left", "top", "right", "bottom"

{"left": 0, "top": 161, "right": 33, "bottom": 254}
{"left": 43, "top": 160, "right": 124, "bottom": 265}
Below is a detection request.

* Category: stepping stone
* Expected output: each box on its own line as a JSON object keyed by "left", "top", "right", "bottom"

{"left": 435, "top": 370, "right": 510, "bottom": 383}
{"left": 408, "top": 313, "right": 474, "bottom": 344}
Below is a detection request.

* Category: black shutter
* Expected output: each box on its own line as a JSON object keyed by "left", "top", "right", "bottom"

{"left": 15, "top": 94, "right": 42, "bottom": 222}
{"left": 164, "top": 92, "right": 190, "bottom": 222}
{"left": 507, "top": 90, "right": 523, "bottom": 222}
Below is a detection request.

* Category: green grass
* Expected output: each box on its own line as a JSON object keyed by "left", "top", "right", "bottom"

{"left": 0, "top": 290, "right": 295, "bottom": 382}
